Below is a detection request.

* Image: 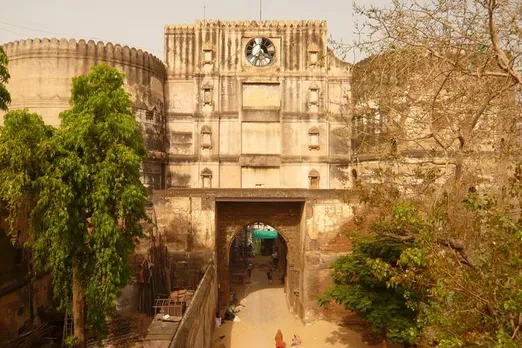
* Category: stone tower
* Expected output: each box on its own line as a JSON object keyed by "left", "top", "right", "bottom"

{"left": 164, "top": 20, "right": 353, "bottom": 189}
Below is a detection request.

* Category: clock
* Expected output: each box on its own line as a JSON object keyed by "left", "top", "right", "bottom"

{"left": 245, "top": 37, "right": 275, "bottom": 67}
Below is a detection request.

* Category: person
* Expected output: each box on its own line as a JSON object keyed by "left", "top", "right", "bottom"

{"left": 247, "top": 263, "right": 252, "bottom": 278}
{"left": 230, "top": 292, "right": 238, "bottom": 305}
{"left": 267, "top": 268, "right": 273, "bottom": 284}
{"left": 275, "top": 329, "right": 284, "bottom": 348}
{"left": 271, "top": 249, "right": 279, "bottom": 269}
{"left": 279, "top": 269, "right": 285, "bottom": 284}
{"left": 291, "top": 335, "right": 302, "bottom": 346}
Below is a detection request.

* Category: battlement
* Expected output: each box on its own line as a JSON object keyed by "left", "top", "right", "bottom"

{"left": 165, "top": 20, "right": 327, "bottom": 33}
{"left": 2, "top": 38, "right": 166, "bottom": 78}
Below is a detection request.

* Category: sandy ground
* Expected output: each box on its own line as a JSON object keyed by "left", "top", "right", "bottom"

{"left": 211, "top": 258, "right": 368, "bottom": 348}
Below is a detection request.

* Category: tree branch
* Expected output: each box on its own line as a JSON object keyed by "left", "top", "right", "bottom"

{"left": 376, "top": 231, "right": 475, "bottom": 268}
{"left": 486, "top": 0, "right": 522, "bottom": 86}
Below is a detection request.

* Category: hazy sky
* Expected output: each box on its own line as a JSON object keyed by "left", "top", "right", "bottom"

{"left": 1, "top": 0, "right": 390, "bottom": 62}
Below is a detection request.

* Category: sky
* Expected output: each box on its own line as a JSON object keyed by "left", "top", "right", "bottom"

{"left": 0, "top": 0, "right": 390, "bottom": 63}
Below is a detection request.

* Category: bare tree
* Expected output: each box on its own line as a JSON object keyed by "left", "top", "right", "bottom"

{"left": 325, "top": 1, "right": 522, "bottom": 345}
{"left": 348, "top": 0, "right": 521, "bottom": 185}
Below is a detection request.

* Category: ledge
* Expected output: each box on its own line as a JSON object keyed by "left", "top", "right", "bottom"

{"left": 239, "top": 154, "right": 281, "bottom": 167}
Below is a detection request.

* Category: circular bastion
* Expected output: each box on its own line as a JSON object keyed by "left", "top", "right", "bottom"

{"left": 1, "top": 38, "right": 168, "bottom": 188}
{"left": 2, "top": 38, "right": 166, "bottom": 125}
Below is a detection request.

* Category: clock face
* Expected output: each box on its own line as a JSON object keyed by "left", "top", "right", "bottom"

{"left": 245, "top": 37, "right": 275, "bottom": 67}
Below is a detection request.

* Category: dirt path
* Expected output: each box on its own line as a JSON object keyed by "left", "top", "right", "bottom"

{"left": 211, "top": 261, "right": 368, "bottom": 348}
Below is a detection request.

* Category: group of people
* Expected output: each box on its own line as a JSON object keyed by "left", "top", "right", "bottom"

{"left": 275, "top": 329, "right": 302, "bottom": 347}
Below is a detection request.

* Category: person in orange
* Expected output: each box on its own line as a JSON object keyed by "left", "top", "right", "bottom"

{"left": 275, "top": 329, "right": 284, "bottom": 348}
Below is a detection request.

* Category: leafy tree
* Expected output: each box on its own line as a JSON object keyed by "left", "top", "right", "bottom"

{"left": 319, "top": 237, "right": 420, "bottom": 344}
{"left": 0, "top": 110, "right": 53, "bottom": 236}
{"left": 319, "top": 203, "right": 427, "bottom": 345}
{"left": 0, "top": 64, "right": 148, "bottom": 346}
{"left": 0, "top": 46, "right": 11, "bottom": 111}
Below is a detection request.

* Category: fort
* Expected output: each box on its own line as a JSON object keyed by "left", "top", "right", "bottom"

{"left": 0, "top": 20, "right": 358, "bottom": 346}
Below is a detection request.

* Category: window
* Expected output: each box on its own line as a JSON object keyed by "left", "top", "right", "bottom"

{"left": 309, "top": 169, "right": 320, "bottom": 189}
{"left": 203, "top": 49, "right": 213, "bottom": 63}
{"left": 309, "top": 51, "right": 318, "bottom": 66}
{"left": 203, "top": 88, "right": 212, "bottom": 106}
{"left": 308, "top": 127, "right": 320, "bottom": 150}
{"left": 309, "top": 88, "right": 319, "bottom": 106}
{"left": 201, "top": 168, "right": 212, "bottom": 188}
{"left": 201, "top": 125, "right": 212, "bottom": 149}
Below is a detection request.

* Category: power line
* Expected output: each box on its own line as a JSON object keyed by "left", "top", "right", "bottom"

{"left": 0, "top": 20, "right": 164, "bottom": 59}
{"left": 0, "top": 20, "right": 104, "bottom": 41}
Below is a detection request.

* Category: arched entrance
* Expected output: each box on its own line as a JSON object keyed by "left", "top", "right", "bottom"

{"left": 228, "top": 222, "right": 288, "bottom": 306}
{"left": 216, "top": 201, "right": 304, "bottom": 317}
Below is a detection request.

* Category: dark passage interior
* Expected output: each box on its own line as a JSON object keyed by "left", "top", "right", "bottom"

{"left": 215, "top": 201, "right": 303, "bottom": 317}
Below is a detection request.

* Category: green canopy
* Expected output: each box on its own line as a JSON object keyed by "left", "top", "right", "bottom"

{"left": 253, "top": 229, "right": 278, "bottom": 239}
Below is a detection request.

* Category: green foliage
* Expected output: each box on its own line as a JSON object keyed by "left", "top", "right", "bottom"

{"left": 63, "top": 335, "right": 77, "bottom": 348}
{"left": 0, "top": 46, "right": 10, "bottom": 111}
{"left": 319, "top": 233, "right": 421, "bottom": 344}
{"left": 0, "top": 110, "right": 53, "bottom": 240}
{"left": 0, "top": 64, "right": 148, "bottom": 339}
{"left": 334, "top": 182, "right": 522, "bottom": 346}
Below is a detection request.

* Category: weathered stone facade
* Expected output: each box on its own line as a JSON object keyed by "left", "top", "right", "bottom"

{"left": 151, "top": 188, "right": 356, "bottom": 320}
{"left": 164, "top": 20, "right": 353, "bottom": 189}
{"left": 0, "top": 20, "right": 356, "bottom": 330}
{"left": 1, "top": 20, "right": 354, "bottom": 191}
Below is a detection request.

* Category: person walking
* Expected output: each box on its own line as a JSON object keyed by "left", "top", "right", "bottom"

{"left": 267, "top": 268, "right": 273, "bottom": 284}
{"left": 275, "top": 329, "right": 284, "bottom": 348}
{"left": 247, "top": 263, "right": 252, "bottom": 278}
{"left": 271, "top": 249, "right": 279, "bottom": 270}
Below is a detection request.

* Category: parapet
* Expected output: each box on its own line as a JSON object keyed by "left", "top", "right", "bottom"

{"left": 2, "top": 38, "right": 166, "bottom": 79}
{"left": 165, "top": 20, "right": 327, "bottom": 33}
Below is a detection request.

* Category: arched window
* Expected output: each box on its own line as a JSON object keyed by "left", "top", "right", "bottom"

{"left": 202, "top": 87, "right": 212, "bottom": 106}
{"left": 308, "top": 127, "right": 320, "bottom": 150}
{"left": 201, "top": 168, "right": 212, "bottom": 188}
{"left": 309, "top": 88, "right": 319, "bottom": 106}
{"left": 308, "top": 169, "right": 320, "bottom": 189}
{"left": 201, "top": 125, "right": 212, "bottom": 149}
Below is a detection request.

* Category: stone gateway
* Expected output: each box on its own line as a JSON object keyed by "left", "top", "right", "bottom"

{"left": 1, "top": 20, "right": 356, "bottom": 328}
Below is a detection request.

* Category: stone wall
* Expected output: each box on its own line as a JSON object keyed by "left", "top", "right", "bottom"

{"left": 170, "top": 263, "right": 217, "bottom": 348}
{"left": 0, "top": 274, "right": 53, "bottom": 342}
{"left": 1, "top": 38, "right": 167, "bottom": 187}
{"left": 151, "top": 188, "right": 358, "bottom": 322}
{"left": 152, "top": 195, "right": 216, "bottom": 253}
{"left": 164, "top": 20, "right": 354, "bottom": 189}
{"left": 302, "top": 198, "right": 355, "bottom": 321}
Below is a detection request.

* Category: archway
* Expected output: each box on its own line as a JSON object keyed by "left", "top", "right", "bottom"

{"left": 216, "top": 201, "right": 303, "bottom": 317}
{"left": 228, "top": 222, "right": 288, "bottom": 310}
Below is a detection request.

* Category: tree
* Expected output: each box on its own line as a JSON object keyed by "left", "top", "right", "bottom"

{"left": 0, "top": 46, "right": 11, "bottom": 111}
{"left": 323, "top": 0, "right": 522, "bottom": 346}
{"left": 0, "top": 64, "right": 149, "bottom": 346}
{"left": 0, "top": 110, "right": 53, "bottom": 235}
{"left": 348, "top": 0, "right": 521, "bottom": 185}
{"left": 319, "top": 230, "right": 421, "bottom": 345}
